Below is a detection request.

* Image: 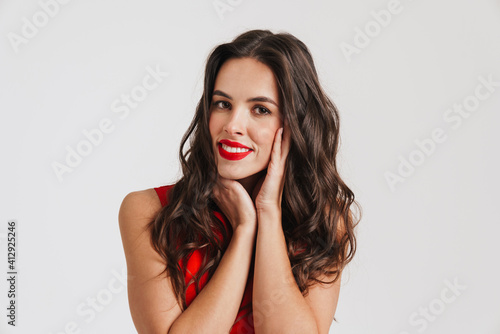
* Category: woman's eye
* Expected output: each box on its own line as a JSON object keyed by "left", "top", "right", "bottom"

{"left": 255, "top": 106, "right": 271, "bottom": 115}
{"left": 214, "top": 101, "right": 230, "bottom": 109}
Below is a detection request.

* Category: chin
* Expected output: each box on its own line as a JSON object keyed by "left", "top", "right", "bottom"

{"left": 217, "top": 168, "right": 249, "bottom": 180}
{"left": 217, "top": 166, "right": 263, "bottom": 181}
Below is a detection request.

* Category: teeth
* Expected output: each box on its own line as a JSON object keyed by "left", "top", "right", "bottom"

{"left": 221, "top": 143, "right": 250, "bottom": 153}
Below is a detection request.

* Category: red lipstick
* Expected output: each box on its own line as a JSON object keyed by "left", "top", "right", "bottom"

{"left": 219, "top": 139, "right": 251, "bottom": 149}
{"left": 218, "top": 139, "right": 253, "bottom": 161}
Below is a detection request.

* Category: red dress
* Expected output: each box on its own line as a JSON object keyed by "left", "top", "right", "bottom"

{"left": 154, "top": 185, "right": 254, "bottom": 333}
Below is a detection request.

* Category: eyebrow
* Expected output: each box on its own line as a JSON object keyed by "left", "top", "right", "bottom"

{"left": 212, "top": 90, "right": 279, "bottom": 107}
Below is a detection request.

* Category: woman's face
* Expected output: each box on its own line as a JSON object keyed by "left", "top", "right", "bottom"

{"left": 209, "top": 57, "right": 282, "bottom": 185}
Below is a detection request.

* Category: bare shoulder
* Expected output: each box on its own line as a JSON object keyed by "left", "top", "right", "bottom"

{"left": 118, "top": 188, "right": 162, "bottom": 231}
{"left": 118, "top": 188, "right": 182, "bottom": 333}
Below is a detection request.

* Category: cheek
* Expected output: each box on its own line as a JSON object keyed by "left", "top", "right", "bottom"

{"left": 253, "top": 126, "right": 278, "bottom": 151}
{"left": 208, "top": 115, "right": 219, "bottom": 140}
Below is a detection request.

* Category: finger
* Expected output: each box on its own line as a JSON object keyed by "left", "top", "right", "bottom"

{"left": 275, "top": 127, "right": 283, "bottom": 160}
{"left": 274, "top": 127, "right": 289, "bottom": 169}
{"left": 281, "top": 119, "right": 291, "bottom": 159}
{"left": 268, "top": 127, "right": 283, "bottom": 176}
{"left": 213, "top": 177, "right": 230, "bottom": 202}
{"left": 216, "top": 175, "right": 233, "bottom": 190}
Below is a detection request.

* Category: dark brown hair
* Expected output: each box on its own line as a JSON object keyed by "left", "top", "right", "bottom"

{"left": 149, "top": 29, "right": 361, "bottom": 316}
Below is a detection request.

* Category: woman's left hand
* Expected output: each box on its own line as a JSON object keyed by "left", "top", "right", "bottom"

{"left": 252, "top": 121, "right": 291, "bottom": 215}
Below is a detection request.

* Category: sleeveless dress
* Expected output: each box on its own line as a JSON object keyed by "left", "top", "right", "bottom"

{"left": 154, "top": 184, "right": 255, "bottom": 333}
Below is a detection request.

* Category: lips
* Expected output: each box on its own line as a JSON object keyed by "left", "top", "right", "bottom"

{"left": 218, "top": 139, "right": 253, "bottom": 161}
{"left": 219, "top": 139, "right": 251, "bottom": 149}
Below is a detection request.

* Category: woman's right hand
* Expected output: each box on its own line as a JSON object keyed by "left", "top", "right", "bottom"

{"left": 212, "top": 177, "right": 257, "bottom": 235}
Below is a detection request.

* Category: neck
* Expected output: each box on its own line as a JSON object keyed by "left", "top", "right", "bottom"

{"left": 237, "top": 170, "right": 266, "bottom": 197}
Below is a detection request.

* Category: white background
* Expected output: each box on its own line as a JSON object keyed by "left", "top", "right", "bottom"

{"left": 1, "top": 0, "right": 499, "bottom": 333}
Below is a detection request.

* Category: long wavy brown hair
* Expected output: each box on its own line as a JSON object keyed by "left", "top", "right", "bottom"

{"left": 148, "top": 29, "right": 361, "bottom": 316}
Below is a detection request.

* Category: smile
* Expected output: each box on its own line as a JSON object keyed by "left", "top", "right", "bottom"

{"left": 218, "top": 140, "right": 253, "bottom": 161}
{"left": 221, "top": 143, "right": 250, "bottom": 153}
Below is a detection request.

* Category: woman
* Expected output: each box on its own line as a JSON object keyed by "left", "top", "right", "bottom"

{"left": 119, "top": 29, "right": 360, "bottom": 334}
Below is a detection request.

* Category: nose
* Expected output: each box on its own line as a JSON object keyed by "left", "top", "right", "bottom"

{"left": 223, "top": 107, "right": 246, "bottom": 136}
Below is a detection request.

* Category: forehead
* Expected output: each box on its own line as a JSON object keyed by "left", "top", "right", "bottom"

{"left": 213, "top": 57, "right": 279, "bottom": 103}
